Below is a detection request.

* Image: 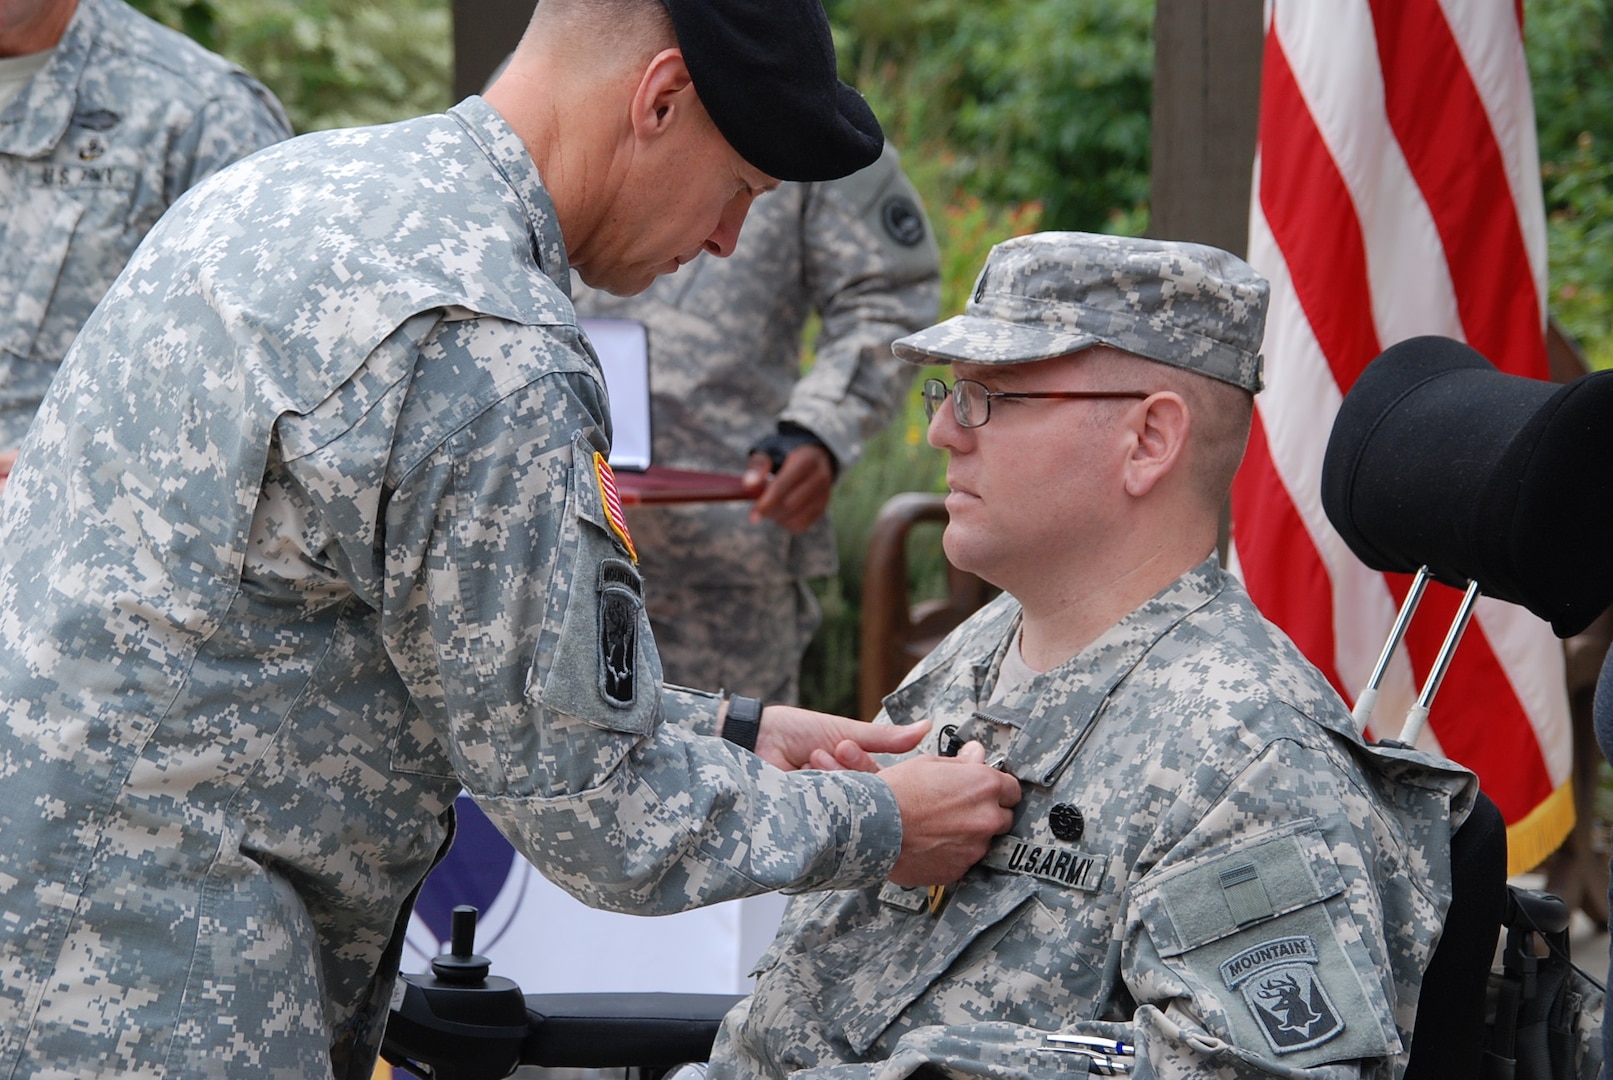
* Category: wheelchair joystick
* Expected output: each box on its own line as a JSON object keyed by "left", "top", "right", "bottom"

{"left": 380, "top": 905, "right": 530, "bottom": 1080}
{"left": 432, "top": 905, "right": 493, "bottom": 984}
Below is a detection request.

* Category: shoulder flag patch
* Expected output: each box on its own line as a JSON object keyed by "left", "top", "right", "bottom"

{"left": 593, "top": 452, "right": 637, "bottom": 563}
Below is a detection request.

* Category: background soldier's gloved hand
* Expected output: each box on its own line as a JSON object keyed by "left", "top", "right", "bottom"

{"left": 744, "top": 422, "right": 837, "bottom": 533}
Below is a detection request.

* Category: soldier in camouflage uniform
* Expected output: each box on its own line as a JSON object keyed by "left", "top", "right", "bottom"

{"left": 572, "top": 141, "right": 940, "bottom": 703}
{"left": 0, "top": 0, "right": 290, "bottom": 486}
{"left": 0, "top": 0, "right": 1022, "bottom": 1076}
{"left": 710, "top": 232, "right": 1479, "bottom": 1080}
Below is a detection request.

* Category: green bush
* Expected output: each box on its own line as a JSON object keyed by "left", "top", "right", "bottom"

{"left": 1527, "top": 0, "right": 1613, "bottom": 371}
{"left": 831, "top": 0, "right": 1155, "bottom": 234}
{"left": 127, "top": 0, "right": 451, "bottom": 132}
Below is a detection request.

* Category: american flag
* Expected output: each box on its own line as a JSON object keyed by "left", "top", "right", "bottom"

{"left": 593, "top": 451, "right": 638, "bottom": 563}
{"left": 1231, "top": 0, "right": 1572, "bottom": 873}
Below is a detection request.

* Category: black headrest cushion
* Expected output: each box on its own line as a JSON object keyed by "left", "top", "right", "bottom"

{"left": 1321, "top": 335, "right": 1613, "bottom": 637}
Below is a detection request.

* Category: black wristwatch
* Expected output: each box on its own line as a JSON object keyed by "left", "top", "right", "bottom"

{"left": 722, "top": 694, "right": 764, "bottom": 753}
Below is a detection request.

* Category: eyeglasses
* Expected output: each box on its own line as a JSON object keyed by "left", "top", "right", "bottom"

{"left": 922, "top": 377, "right": 1149, "bottom": 429}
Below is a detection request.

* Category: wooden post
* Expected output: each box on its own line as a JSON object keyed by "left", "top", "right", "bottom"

{"left": 451, "top": 0, "right": 535, "bottom": 101}
{"left": 1148, "top": 0, "right": 1265, "bottom": 257}
{"left": 1148, "top": 1, "right": 1264, "bottom": 563}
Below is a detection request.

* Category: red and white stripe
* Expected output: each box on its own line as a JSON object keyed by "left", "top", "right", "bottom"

{"left": 593, "top": 452, "right": 638, "bottom": 561}
{"left": 1231, "top": 0, "right": 1571, "bottom": 872}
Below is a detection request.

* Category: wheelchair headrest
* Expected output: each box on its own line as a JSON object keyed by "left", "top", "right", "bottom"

{"left": 1321, "top": 335, "right": 1613, "bottom": 638}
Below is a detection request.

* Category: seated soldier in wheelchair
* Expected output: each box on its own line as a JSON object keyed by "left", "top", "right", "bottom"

{"left": 705, "top": 232, "right": 1480, "bottom": 1079}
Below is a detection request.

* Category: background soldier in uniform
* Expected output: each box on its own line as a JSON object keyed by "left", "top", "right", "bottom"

{"left": 573, "top": 140, "right": 940, "bottom": 704}
{"left": 0, "top": 0, "right": 1020, "bottom": 1075}
{"left": 711, "top": 232, "right": 1476, "bottom": 1080}
{"left": 0, "top": 0, "right": 290, "bottom": 489}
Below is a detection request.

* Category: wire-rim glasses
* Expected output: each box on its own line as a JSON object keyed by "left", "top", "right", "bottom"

{"left": 921, "top": 377, "right": 1149, "bottom": 429}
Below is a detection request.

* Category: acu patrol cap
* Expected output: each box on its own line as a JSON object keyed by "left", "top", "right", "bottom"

{"left": 659, "top": 0, "right": 883, "bottom": 182}
{"left": 893, "top": 231, "right": 1270, "bottom": 392}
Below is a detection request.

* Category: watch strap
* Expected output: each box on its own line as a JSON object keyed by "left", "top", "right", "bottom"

{"left": 722, "top": 694, "right": 764, "bottom": 753}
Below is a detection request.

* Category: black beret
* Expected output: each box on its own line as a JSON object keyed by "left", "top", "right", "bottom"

{"left": 660, "top": 0, "right": 883, "bottom": 182}
{"left": 1321, "top": 335, "right": 1613, "bottom": 638}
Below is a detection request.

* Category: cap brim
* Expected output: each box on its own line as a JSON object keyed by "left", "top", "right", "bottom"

{"left": 892, "top": 313, "right": 1101, "bottom": 366}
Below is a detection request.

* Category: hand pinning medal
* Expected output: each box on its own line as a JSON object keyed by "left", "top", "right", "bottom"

{"left": 926, "top": 749, "right": 1009, "bottom": 916}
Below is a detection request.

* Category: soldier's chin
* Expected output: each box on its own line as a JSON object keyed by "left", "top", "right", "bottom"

{"left": 941, "top": 528, "right": 1000, "bottom": 589}
{"left": 575, "top": 262, "right": 661, "bottom": 298}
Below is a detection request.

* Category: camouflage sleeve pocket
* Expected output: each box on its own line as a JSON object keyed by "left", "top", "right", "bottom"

{"left": 1132, "top": 818, "right": 1400, "bottom": 1069}
{"left": 531, "top": 436, "right": 659, "bottom": 738}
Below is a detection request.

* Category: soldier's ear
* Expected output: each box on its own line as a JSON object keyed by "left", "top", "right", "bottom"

{"left": 1122, "top": 391, "right": 1188, "bottom": 498}
{"left": 630, "top": 49, "right": 696, "bottom": 139}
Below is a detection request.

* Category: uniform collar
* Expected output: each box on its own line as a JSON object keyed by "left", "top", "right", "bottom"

{"left": 984, "top": 556, "right": 1226, "bottom": 786}
{"left": 447, "top": 95, "right": 571, "bottom": 299}
{"left": 0, "top": 0, "right": 102, "bottom": 156}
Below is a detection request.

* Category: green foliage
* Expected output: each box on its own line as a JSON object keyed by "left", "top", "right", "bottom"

{"left": 1542, "top": 139, "right": 1613, "bottom": 370}
{"left": 929, "top": 194, "right": 1048, "bottom": 317}
{"left": 126, "top": 0, "right": 451, "bottom": 132}
{"left": 1526, "top": 0, "right": 1613, "bottom": 370}
{"left": 127, "top": 0, "right": 220, "bottom": 48}
{"left": 1527, "top": 0, "right": 1613, "bottom": 164}
{"left": 831, "top": 0, "right": 1155, "bottom": 234}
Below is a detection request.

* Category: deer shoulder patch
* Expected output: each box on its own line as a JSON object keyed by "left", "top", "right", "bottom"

{"left": 1221, "top": 935, "right": 1345, "bottom": 1053}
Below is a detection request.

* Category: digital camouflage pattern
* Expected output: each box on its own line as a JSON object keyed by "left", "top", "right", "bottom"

{"left": 0, "top": 0, "right": 290, "bottom": 449}
{"left": 572, "top": 142, "right": 939, "bottom": 701}
{"left": 0, "top": 97, "right": 903, "bottom": 1080}
{"left": 711, "top": 560, "right": 1477, "bottom": 1080}
{"left": 893, "top": 232, "right": 1269, "bottom": 393}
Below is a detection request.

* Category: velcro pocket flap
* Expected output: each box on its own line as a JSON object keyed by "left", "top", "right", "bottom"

{"left": 1135, "top": 818, "right": 1343, "bottom": 957}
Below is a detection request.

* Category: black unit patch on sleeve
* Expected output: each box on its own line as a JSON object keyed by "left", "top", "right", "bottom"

{"left": 881, "top": 195, "right": 927, "bottom": 247}
{"left": 597, "top": 559, "right": 642, "bottom": 708}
